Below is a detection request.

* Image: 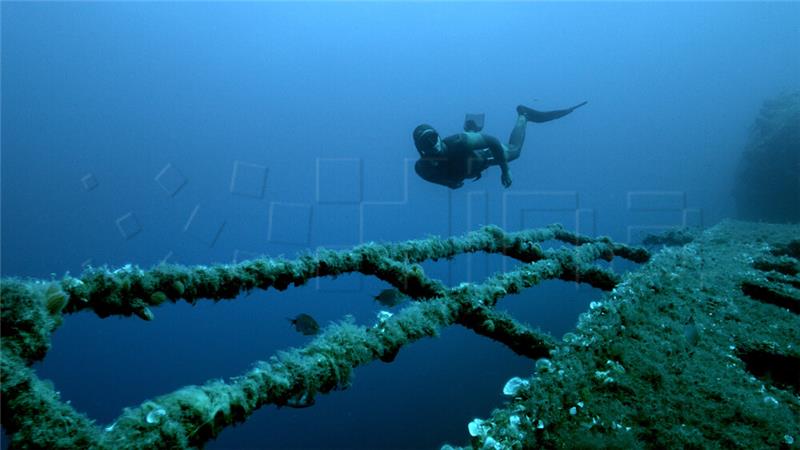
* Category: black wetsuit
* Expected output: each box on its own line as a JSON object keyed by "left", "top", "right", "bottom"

{"left": 415, "top": 133, "right": 489, "bottom": 189}
{"left": 414, "top": 102, "right": 587, "bottom": 189}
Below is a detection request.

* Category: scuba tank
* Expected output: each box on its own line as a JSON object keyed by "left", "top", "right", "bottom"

{"left": 463, "top": 113, "right": 485, "bottom": 132}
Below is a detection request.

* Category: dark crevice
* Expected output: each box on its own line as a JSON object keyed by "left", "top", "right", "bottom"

{"left": 770, "top": 239, "right": 800, "bottom": 259}
{"left": 766, "top": 273, "right": 800, "bottom": 290}
{"left": 741, "top": 280, "right": 800, "bottom": 314}
{"left": 737, "top": 348, "right": 800, "bottom": 394}
{"left": 753, "top": 257, "right": 799, "bottom": 276}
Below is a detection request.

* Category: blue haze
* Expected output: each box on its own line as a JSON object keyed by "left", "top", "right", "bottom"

{"left": 2, "top": 2, "right": 798, "bottom": 449}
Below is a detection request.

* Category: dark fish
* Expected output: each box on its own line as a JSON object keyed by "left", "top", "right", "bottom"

{"left": 683, "top": 318, "right": 700, "bottom": 348}
{"left": 283, "top": 392, "right": 316, "bottom": 409}
{"left": 373, "top": 288, "right": 407, "bottom": 308}
{"left": 288, "top": 313, "right": 320, "bottom": 336}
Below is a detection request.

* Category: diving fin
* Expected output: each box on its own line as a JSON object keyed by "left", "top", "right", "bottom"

{"left": 517, "top": 101, "right": 587, "bottom": 123}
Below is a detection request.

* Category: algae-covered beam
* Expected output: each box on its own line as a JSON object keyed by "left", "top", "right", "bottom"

{"left": 457, "top": 305, "right": 555, "bottom": 359}
{"left": 58, "top": 225, "right": 647, "bottom": 320}
{"left": 1, "top": 353, "right": 100, "bottom": 448}
{"left": 1, "top": 224, "right": 650, "bottom": 449}
{"left": 99, "top": 298, "right": 460, "bottom": 448}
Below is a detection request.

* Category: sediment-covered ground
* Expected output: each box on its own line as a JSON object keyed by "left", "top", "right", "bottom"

{"left": 467, "top": 220, "right": 799, "bottom": 449}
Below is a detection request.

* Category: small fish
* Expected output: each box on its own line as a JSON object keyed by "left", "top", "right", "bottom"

{"left": 373, "top": 288, "right": 407, "bottom": 308}
{"left": 283, "top": 392, "right": 316, "bottom": 409}
{"left": 288, "top": 313, "right": 320, "bottom": 336}
{"left": 683, "top": 317, "right": 700, "bottom": 348}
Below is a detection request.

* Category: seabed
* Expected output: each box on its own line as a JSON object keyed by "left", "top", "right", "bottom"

{"left": 463, "top": 220, "right": 799, "bottom": 449}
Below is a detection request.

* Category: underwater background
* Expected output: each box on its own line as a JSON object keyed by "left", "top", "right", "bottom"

{"left": 2, "top": 2, "right": 798, "bottom": 449}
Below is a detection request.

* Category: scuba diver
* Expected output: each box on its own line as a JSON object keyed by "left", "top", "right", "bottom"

{"left": 413, "top": 102, "right": 587, "bottom": 189}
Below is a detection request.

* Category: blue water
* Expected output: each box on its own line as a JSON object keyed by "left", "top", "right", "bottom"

{"left": 2, "top": 2, "right": 798, "bottom": 449}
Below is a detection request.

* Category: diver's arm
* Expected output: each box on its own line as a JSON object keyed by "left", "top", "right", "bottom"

{"left": 484, "top": 136, "right": 512, "bottom": 188}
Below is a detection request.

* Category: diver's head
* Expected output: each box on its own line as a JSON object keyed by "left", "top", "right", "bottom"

{"left": 413, "top": 124, "right": 443, "bottom": 157}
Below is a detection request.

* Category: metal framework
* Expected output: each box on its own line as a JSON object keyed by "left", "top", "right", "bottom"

{"left": 3, "top": 221, "right": 797, "bottom": 449}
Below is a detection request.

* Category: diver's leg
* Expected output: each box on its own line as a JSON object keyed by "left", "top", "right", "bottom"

{"left": 517, "top": 101, "right": 587, "bottom": 123}
{"left": 505, "top": 114, "right": 528, "bottom": 162}
{"left": 502, "top": 101, "right": 588, "bottom": 163}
